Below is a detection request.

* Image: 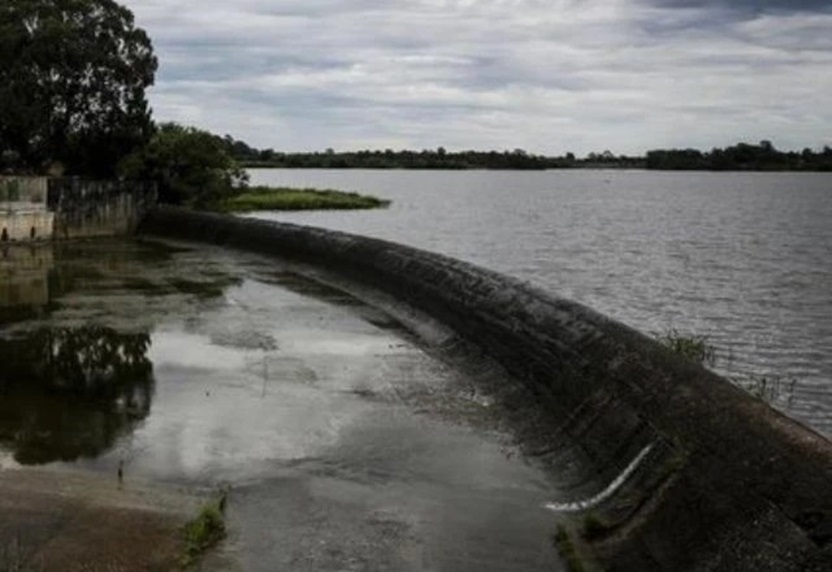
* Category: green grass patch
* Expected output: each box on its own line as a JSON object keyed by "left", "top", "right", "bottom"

{"left": 655, "top": 328, "right": 717, "bottom": 366}
{"left": 218, "top": 186, "right": 390, "bottom": 212}
{"left": 581, "top": 513, "right": 609, "bottom": 541}
{"left": 554, "top": 525, "right": 586, "bottom": 572}
{"left": 655, "top": 328, "right": 798, "bottom": 405}
{"left": 181, "top": 495, "right": 227, "bottom": 569}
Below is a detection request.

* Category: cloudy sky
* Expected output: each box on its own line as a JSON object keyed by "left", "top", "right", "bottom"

{"left": 123, "top": 0, "right": 832, "bottom": 155}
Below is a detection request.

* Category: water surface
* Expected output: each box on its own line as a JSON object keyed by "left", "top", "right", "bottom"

{"left": 248, "top": 169, "right": 832, "bottom": 436}
{"left": 0, "top": 239, "right": 564, "bottom": 571}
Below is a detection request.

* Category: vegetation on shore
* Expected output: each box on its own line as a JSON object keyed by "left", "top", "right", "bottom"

{"left": 218, "top": 186, "right": 390, "bottom": 212}
{"left": 181, "top": 494, "right": 227, "bottom": 569}
{"left": 553, "top": 525, "right": 586, "bottom": 572}
{"left": 655, "top": 329, "right": 717, "bottom": 367}
{"left": 655, "top": 329, "right": 798, "bottom": 404}
{"left": 119, "top": 123, "right": 249, "bottom": 207}
{"left": 224, "top": 136, "right": 832, "bottom": 172}
{"left": 645, "top": 140, "right": 832, "bottom": 171}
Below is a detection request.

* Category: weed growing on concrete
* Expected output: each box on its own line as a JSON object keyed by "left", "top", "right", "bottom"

{"left": 181, "top": 492, "right": 227, "bottom": 569}
{"left": 656, "top": 329, "right": 800, "bottom": 406}
{"left": 655, "top": 329, "right": 717, "bottom": 366}
{"left": 554, "top": 525, "right": 585, "bottom": 572}
{"left": 581, "top": 513, "right": 609, "bottom": 541}
{"left": 744, "top": 374, "right": 798, "bottom": 404}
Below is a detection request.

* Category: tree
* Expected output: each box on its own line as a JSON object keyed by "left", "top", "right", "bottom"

{"left": 119, "top": 123, "right": 248, "bottom": 206}
{"left": 0, "top": 0, "right": 157, "bottom": 176}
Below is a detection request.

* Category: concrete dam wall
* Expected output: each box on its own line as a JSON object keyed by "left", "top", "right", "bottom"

{"left": 139, "top": 207, "right": 832, "bottom": 571}
{"left": 1, "top": 177, "right": 156, "bottom": 242}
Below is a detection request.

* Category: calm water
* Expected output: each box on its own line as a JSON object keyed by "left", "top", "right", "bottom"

{"left": 248, "top": 169, "right": 832, "bottom": 437}
{"left": 0, "top": 240, "right": 564, "bottom": 570}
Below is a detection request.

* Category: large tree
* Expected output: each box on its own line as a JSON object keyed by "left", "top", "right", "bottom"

{"left": 119, "top": 123, "right": 249, "bottom": 207}
{"left": 0, "top": 0, "right": 157, "bottom": 176}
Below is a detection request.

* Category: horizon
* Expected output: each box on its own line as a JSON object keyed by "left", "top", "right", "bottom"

{"left": 222, "top": 138, "right": 831, "bottom": 157}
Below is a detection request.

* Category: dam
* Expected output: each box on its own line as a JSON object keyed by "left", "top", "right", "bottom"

{"left": 0, "top": 206, "right": 830, "bottom": 571}
{"left": 139, "top": 207, "right": 832, "bottom": 571}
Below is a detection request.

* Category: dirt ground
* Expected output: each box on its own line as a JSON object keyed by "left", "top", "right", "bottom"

{"left": 0, "top": 466, "right": 207, "bottom": 572}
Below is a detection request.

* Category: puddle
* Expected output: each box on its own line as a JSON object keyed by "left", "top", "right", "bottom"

{"left": 0, "top": 238, "right": 566, "bottom": 570}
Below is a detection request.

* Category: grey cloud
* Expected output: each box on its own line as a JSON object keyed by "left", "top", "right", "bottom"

{"left": 124, "top": 0, "right": 832, "bottom": 155}
{"left": 644, "top": 1, "right": 831, "bottom": 10}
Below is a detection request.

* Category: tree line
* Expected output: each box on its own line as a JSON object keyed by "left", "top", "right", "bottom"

{"left": 226, "top": 138, "right": 832, "bottom": 172}
{"left": 225, "top": 140, "right": 645, "bottom": 170}
{"left": 645, "top": 141, "right": 832, "bottom": 171}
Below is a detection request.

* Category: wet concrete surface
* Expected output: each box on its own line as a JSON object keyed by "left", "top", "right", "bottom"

{"left": 0, "top": 467, "right": 205, "bottom": 572}
{"left": 0, "top": 239, "right": 565, "bottom": 570}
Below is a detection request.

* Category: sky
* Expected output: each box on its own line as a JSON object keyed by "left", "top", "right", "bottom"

{"left": 123, "top": 0, "right": 832, "bottom": 156}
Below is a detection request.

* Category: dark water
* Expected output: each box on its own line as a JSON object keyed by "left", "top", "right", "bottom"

{"left": 0, "top": 240, "right": 241, "bottom": 466}
{"left": 247, "top": 169, "right": 832, "bottom": 437}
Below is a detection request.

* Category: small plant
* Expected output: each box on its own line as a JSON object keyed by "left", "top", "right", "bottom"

{"left": 553, "top": 525, "right": 585, "bottom": 572}
{"left": 181, "top": 493, "right": 227, "bottom": 569}
{"left": 656, "top": 328, "right": 801, "bottom": 406}
{"left": 581, "top": 513, "right": 608, "bottom": 541}
{"left": 742, "top": 374, "right": 797, "bottom": 404}
{"left": 655, "top": 329, "right": 717, "bottom": 367}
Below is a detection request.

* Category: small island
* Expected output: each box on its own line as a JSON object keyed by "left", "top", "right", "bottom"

{"left": 217, "top": 186, "right": 390, "bottom": 213}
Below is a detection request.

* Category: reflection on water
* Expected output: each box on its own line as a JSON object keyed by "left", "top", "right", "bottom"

{"left": 0, "top": 239, "right": 566, "bottom": 571}
{"left": 0, "top": 327, "right": 154, "bottom": 464}
{"left": 0, "top": 239, "right": 243, "bottom": 465}
{"left": 0, "top": 245, "right": 53, "bottom": 323}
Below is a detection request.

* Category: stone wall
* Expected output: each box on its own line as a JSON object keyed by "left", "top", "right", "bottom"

{"left": 48, "top": 178, "right": 157, "bottom": 239}
{"left": 139, "top": 207, "right": 832, "bottom": 572}
{"left": 0, "top": 177, "right": 54, "bottom": 241}
{"left": 0, "top": 177, "right": 156, "bottom": 242}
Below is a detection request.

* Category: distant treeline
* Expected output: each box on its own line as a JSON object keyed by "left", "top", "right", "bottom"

{"left": 222, "top": 136, "right": 832, "bottom": 171}
{"left": 646, "top": 141, "right": 832, "bottom": 171}
{"left": 230, "top": 144, "right": 590, "bottom": 170}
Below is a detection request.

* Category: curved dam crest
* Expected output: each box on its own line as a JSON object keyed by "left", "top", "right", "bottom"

{"left": 139, "top": 206, "right": 832, "bottom": 571}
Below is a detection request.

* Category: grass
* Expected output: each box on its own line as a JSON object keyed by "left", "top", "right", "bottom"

{"left": 218, "top": 186, "right": 390, "bottom": 212}
{"left": 553, "top": 525, "right": 586, "bottom": 572}
{"left": 655, "top": 329, "right": 800, "bottom": 405}
{"left": 655, "top": 328, "right": 717, "bottom": 367}
{"left": 743, "top": 374, "right": 797, "bottom": 403}
{"left": 180, "top": 493, "right": 227, "bottom": 569}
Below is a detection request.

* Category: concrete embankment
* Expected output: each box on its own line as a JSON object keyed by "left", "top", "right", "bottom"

{"left": 0, "top": 467, "right": 205, "bottom": 571}
{"left": 139, "top": 206, "right": 832, "bottom": 571}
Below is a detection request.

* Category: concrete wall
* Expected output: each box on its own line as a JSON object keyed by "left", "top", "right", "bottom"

{"left": 138, "top": 207, "right": 832, "bottom": 571}
{"left": 1, "top": 177, "right": 155, "bottom": 242}
{"left": 0, "top": 177, "right": 54, "bottom": 241}
{"left": 48, "top": 178, "right": 157, "bottom": 240}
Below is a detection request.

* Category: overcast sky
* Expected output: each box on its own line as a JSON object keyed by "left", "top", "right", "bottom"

{"left": 123, "top": 0, "right": 832, "bottom": 155}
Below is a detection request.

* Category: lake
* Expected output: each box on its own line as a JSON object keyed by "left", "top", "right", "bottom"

{"left": 247, "top": 168, "right": 832, "bottom": 437}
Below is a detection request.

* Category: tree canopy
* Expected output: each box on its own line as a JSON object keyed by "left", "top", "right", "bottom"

{"left": 0, "top": 0, "right": 157, "bottom": 176}
{"left": 646, "top": 141, "right": 832, "bottom": 171}
{"left": 119, "top": 123, "right": 248, "bottom": 207}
